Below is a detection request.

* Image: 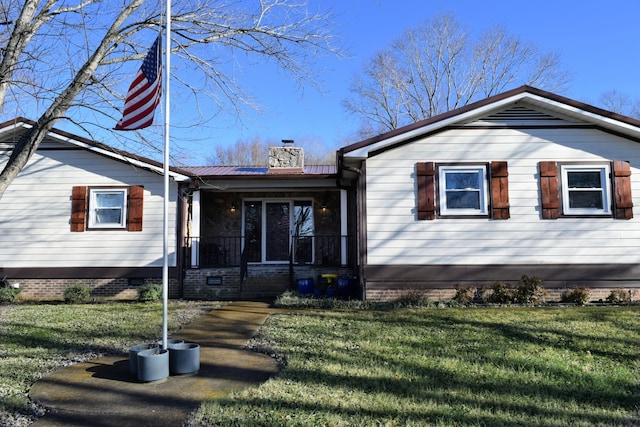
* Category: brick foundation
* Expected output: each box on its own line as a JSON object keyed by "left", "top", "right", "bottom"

{"left": 12, "top": 277, "right": 179, "bottom": 301}
{"left": 365, "top": 287, "right": 640, "bottom": 303}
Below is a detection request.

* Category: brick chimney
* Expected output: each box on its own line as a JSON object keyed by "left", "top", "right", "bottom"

{"left": 268, "top": 140, "right": 304, "bottom": 174}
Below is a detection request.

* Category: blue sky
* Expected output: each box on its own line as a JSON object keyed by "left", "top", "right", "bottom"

{"left": 174, "top": 0, "right": 640, "bottom": 165}
{"left": 46, "top": 0, "right": 639, "bottom": 165}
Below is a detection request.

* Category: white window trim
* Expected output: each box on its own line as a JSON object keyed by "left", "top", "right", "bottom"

{"left": 560, "top": 164, "right": 611, "bottom": 216}
{"left": 88, "top": 188, "right": 128, "bottom": 229}
{"left": 438, "top": 165, "right": 488, "bottom": 216}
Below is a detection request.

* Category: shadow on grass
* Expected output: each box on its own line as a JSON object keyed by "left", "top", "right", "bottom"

{"left": 234, "top": 307, "right": 640, "bottom": 426}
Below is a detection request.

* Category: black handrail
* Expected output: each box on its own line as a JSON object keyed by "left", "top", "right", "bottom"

{"left": 289, "top": 238, "right": 295, "bottom": 290}
{"left": 240, "top": 245, "right": 248, "bottom": 287}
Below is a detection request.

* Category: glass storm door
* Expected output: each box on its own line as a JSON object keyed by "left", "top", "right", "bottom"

{"left": 265, "top": 202, "right": 290, "bottom": 262}
{"left": 243, "top": 201, "right": 262, "bottom": 262}
{"left": 293, "top": 201, "right": 313, "bottom": 263}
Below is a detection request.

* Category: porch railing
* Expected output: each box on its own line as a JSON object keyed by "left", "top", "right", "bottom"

{"left": 291, "top": 235, "right": 350, "bottom": 266}
{"left": 185, "top": 236, "right": 243, "bottom": 268}
{"left": 184, "top": 234, "right": 353, "bottom": 268}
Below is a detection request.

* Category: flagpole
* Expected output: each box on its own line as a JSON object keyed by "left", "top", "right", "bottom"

{"left": 162, "top": 0, "right": 171, "bottom": 351}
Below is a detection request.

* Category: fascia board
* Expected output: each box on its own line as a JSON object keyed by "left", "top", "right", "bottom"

{"left": 522, "top": 93, "right": 640, "bottom": 137}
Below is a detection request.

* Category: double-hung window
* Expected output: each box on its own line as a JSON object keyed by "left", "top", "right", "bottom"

{"left": 88, "top": 188, "right": 128, "bottom": 228}
{"left": 438, "top": 165, "right": 488, "bottom": 216}
{"left": 560, "top": 164, "right": 611, "bottom": 216}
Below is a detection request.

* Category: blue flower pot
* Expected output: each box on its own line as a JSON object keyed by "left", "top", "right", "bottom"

{"left": 128, "top": 343, "right": 157, "bottom": 375}
{"left": 137, "top": 348, "right": 169, "bottom": 382}
{"left": 168, "top": 343, "right": 200, "bottom": 375}
{"left": 297, "top": 278, "right": 314, "bottom": 296}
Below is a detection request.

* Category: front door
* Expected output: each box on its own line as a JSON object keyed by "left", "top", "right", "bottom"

{"left": 243, "top": 199, "right": 314, "bottom": 264}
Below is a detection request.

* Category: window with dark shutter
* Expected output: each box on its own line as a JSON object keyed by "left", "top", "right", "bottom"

{"left": 540, "top": 160, "right": 632, "bottom": 219}
{"left": 70, "top": 185, "right": 144, "bottom": 231}
{"left": 416, "top": 162, "right": 436, "bottom": 220}
{"left": 490, "top": 161, "right": 510, "bottom": 219}
{"left": 418, "top": 162, "right": 510, "bottom": 219}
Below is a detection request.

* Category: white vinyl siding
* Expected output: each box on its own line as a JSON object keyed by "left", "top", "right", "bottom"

{"left": 364, "top": 121, "right": 640, "bottom": 266}
{"left": 0, "top": 144, "right": 178, "bottom": 268}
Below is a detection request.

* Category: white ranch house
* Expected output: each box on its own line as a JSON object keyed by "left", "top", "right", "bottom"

{"left": 4, "top": 86, "right": 640, "bottom": 301}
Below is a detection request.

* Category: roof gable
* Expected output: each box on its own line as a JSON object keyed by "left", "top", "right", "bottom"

{"left": 341, "top": 85, "right": 640, "bottom": 159}
{"left": 462, "top": 104, "right": 586, "bottom": 127}
{"left": 0, "top": 117, "right": 192, "bottom": 181}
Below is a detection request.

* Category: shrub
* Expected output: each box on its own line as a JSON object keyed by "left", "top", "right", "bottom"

{"left": 138, "top": 283, "right": 163, "bottom": 302}
{"left": 490, "top": 281, "right": 514, "bottom": 304}
{"left": 394, "top": 290, "right": 432, "bottom": 308}
{"left": 474, "top": 286, "right": 493, "bottom": 303}
{"left": 561, "top": 287, "right": 591, "bottom": 305}
{"left": 606, "top": 288, "right": 631, "bottom": 304}
{"left": 0, "top": 287, "right": 20, "bottom": 303}
{"left": 453, "top": 285, "right": 476, "bottom": 304}
{"left": 63, "top": 284, "right": 91, "bottom": 304}
{"left": 514, "top": 275, "right": 546, "bottom": 304}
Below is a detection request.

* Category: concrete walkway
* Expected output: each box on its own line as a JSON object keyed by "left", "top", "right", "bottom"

{"left": 29, "top": 301, "right": 280, "bottom": 427}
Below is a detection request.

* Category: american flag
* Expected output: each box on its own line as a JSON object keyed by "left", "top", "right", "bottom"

{"left": 115, "top": 35, "right": 162, "bottom": 130}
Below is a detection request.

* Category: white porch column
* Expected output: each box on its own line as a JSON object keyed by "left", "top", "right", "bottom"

{"left": 340, "top": 189, "right": 347, "bottom": 265}
{"left": 191, "top": 190, "right": 201, "bottom": 267}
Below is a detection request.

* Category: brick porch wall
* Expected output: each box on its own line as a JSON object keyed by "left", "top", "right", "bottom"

{"left": 183, "top": 268, "right": 241, "bottom": 300}
{"left": 183, "top": 265, "right": 358, "bottom": 301}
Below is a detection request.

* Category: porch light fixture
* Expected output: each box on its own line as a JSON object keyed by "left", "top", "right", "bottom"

{"left": 321, "top": 205, "right": 328, "bottom": 213}
{"left": 230, "top": 204, "right": 237, "bottom": 213}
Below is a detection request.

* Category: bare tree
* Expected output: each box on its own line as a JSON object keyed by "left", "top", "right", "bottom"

{"left": 0, "top": 0, "right": 341, "bottom": 198}
{"left": 599, "top": 90, "right": 640, "bottom": 119}
{"left": 344, "top": 13, "right": 569, "bottom": 136}
{"left": 207, "top": 136, "right": 335, "bottom": 166}
{"left": 209, "top": 137, "right": 271, "bottom": 166}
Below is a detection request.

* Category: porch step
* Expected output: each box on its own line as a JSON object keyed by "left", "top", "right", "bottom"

{"left": 240, "top": 275, "right": 292, "bottom": 301}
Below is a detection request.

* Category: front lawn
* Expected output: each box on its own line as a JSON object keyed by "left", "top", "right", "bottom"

{"left": 0, "top": 300, "right": 220, "bottom": 427}
{"left": 190, "top": 306, "right": 640, "bottom": 426}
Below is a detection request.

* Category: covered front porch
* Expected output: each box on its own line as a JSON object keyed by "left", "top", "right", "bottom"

{"left": 180, "top": 153, "right": 358, "bottom": 300}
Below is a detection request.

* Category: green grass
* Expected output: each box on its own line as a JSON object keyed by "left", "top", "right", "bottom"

{"left": 190, "top": 306, "right": 640, "bottom": 426}
{"left": 0, "top": 300, "right": 221, "bottom": 427}
{"left": 2, "top": 300, "right": 639, "bottom": 427}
